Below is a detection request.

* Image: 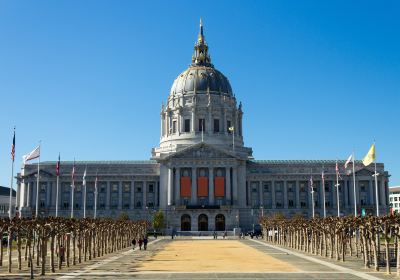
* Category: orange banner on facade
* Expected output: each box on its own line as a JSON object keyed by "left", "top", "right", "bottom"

{"left": 214, "top": 176, "right": 225, "bottom": 197}
{"left": 180, "top": 177, "right": 191, "bottom": 197}
{"left": 197, "top": 177, "right": 208, "bottom": 197}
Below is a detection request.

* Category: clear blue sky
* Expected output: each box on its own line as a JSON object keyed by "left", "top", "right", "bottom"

{"left": 0, "top": 0, "right": 399, "bottom": 188}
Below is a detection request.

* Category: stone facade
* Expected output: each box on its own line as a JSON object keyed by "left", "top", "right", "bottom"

{"left": 15, "top": 20, "right": 390, "bottom": 231}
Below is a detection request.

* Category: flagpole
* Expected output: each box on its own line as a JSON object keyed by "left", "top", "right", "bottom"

{"left": 71, "top": 159, "right": 75, "bottom": 219}
{"left": 322, "top": 167, "right": 326, "bottom": 218}
{"left": 336, "top": 161, "right": 340, "bottom": 217}
{"left": 373, "top": 144, "right": 379, "bottom": 216}
{"left": 310, "top": 172, "right": 315, "bottom": 218}
{"left": 9, "top": 127, "right": 15, "bottom": 219}
{"left": 35, "top": 142, "right": 41, "bottom": 218}
{"left": 94, "top": 170, "right": 98, "bottom": 219}
{"left": 55, "top": 153, "right": 60, "bottom": 217}
{"left": 352, "top": 151, "right": 357, "bottom": 216}
{"left": 83, "top": 166, "right": 87, "bottom": 219}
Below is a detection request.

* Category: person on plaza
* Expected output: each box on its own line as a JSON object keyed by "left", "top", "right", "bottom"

{"left": 59, "top": 245, "right": 65, "bottom": 263}
{"left": 223, "top": 231, "right": 227, "bottom": 239}
{"left": 132, "top": 238, "right": 136, "bottom": 250}
{"left": 138, "top": 237, "right": 143, "bottom": 250}
{"left": 213, "top": 231, "right": 217, "bottom": 239}
{"left": 143, "top": 236, "right": 148, "bottom": 250}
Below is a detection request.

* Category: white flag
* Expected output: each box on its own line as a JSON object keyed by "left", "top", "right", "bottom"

{"left": 344, "top": 154, "right": 353, "bottom": 169}
{"left": 83, "top": 167, "right": 87, "bottom": 186}
{"left": 23, "top": 146, "right": 40, "bottom": 164}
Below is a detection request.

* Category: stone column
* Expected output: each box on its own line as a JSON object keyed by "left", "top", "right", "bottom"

{"left": 369, "top": 179, "right": 374, "bottom": 205}
{"left": 32, "top": 182, "right": 36, "bottom": 209}
{"left": 207, "top": 107, "right": 212, "bottom": 133}
{"left": 106, "top": 181, "right": 110, "bottom": 210}
{"left": 332, "top": 181, "right": 337, "bottom": 208}
{"left": 356, "top": 179, "right": 361, "bottom": 206}
{"left": 130, "top": 181, "right": 135, "bottom": 210}
{"left": 167, "top": 168, "right": 173, "bottom": 206}
{"left": 191, "top": 167, "right": 197, "bottom": 204}
{"left": 349, "top": 179, "right": 355, "bottom": 212}
{"left": 143, "top": 181, "right": 147, "bottom": 209}
{"left": 226, "top": 167, "right": 231, "bottom": 205}
{"left": 191, "top": 108, "right": 196, "bottom": 133}
{"left": 209, "top": 168, "right": 214, "bottom": 204}
{"left": 223, "top": 109, "right": 227, "bottom": 135}
{"left": 232, "top": 167, "right": 238, "bottom": 205}
{"left": 118, "top": 181, "right": 122, "bottom": 210}
{"left": 46, "top": 182, "right": 52, "bottom": 209}
{"left": 380, "top": 178, "right": 386, "bottom": 206}
{"left": 175, "top": 168, "right": 180, "bottom": 205}
{"left": 344, "top": 180, "right": 349, "bottom": 208}
{"left": 259, "top": 181, "right": 263, "bottom": 207}
{"left": 27, "top": 182, "right": 31, "bottom": 207}
{"left": 295, "top": 180, "right": 300, "bottom": 208}
{"left": 271, "top": 180, "right": 276, "bottom": 209}
{"left": 283, "top": 181, "right": 288, "bottom": 209}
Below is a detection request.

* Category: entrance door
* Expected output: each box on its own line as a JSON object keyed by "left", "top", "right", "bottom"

{"left": 198, "top": 214, "right": 208, "bottom": 231}
{"left": 215, "top": 214, "right": 225, "bottom": 231}
{"left": 181, "top": 214, "right": 191, "bottom": 231}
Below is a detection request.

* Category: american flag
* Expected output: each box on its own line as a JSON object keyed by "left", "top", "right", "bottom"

{"left": 336, "top": 161, "right": 342, "bottom": 180}
{"left": 56, "top": 153, "right": 60, "bottom": 176}
{"left": 11, "top": 129, "right": 15, "bottom": 162}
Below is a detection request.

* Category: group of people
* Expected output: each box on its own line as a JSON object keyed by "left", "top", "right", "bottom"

{"left": 213, "top": 231, "right": 228, "bottom": 239}
{"left": 131, "top": 236, "right": 148, "bottom": 251}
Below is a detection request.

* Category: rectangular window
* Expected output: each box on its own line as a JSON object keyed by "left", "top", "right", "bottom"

{"left": 172, "top": 120, "right": 177, "bottom": 133}
{"left": 199, "top": 119, "right": 205, "bottom": 131}
{"left": 227, "top": 120, "right": 231, "bottom": 133}
{"left": 148, "top": 184, "right": 154, "bottom": 193}
{"left": 213, "top": 119, "right": 219, "bottom": 133}
{"left": 184, "top": 119, "right": 190, "bottom": 132}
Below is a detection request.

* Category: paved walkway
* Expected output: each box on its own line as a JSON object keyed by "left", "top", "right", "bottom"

{"left": 1, "top": 237, "right": 399, "bottom": 279}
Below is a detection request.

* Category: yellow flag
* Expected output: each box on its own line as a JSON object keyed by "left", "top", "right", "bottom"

{"left": 362, "top": 144, "right": 375, "bottom": 166}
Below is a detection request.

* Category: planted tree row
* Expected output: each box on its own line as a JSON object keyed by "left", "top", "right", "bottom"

{"left": 0, "top": 217, "right": 148, "bottom": 277}
{"left": 260, "top": 214, "right": 400, "bottom": 275}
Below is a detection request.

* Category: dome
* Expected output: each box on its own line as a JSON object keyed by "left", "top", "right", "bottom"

{"left": 170, "top": 19, "right": 233, "bottom": 97}
{"left": 171, "top": 66, "right": 233, "bottom": 96}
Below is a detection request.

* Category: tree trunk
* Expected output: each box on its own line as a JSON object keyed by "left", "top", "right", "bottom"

{"left": 66, "top": 235, "right": 70, "bottom": 267}
{"left": 41, "top": 237, "right": 47, "bottom": 276}
{"left": 0, "top": 231, "right": 3, "bottom": 266}
{"left": 72, "top": 234, "right": 76, "bottom": 265}
{"left": 8, "top": 231, "right": 12, "bottom": 273}
{"left": 385, "top": 237, "right": 390, "bottom": 274}
{"left": 50, "top": 234, "right": 55, "bottom": 273}
{"left": 17, "top": 234, "right": 22, "bottom": 270}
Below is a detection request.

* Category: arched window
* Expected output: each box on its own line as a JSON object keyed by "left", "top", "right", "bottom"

{"left": 198, "top": 214, "right": 208, "bottom": 231}
{"left": 181, "top": 214, "right": 191, "bottom": 231}
{"left": 215, "top": 214, "right": 225, "bottom": 231}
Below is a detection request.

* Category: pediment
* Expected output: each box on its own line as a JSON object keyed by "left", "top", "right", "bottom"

{"left": 355, "top": 168, "right": 374, "bottom": 176}
{"left": 25, "top": 170, "right": 54, "bottom": 178}
{"left": 165, "top": 143, "right": 238, "bottom": 160}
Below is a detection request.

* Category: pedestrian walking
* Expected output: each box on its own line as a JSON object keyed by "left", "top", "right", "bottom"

{"left": 223, "top": 231, "right": 227, "bottom": 239}
{"left": 132, "top": 238, "right": 136, "bottom": 250}
{"left": 143, "top": 236, "right": 148, "bottom": 250}
{"left": 138, "top": 238, "right": 143, "bottom": 250}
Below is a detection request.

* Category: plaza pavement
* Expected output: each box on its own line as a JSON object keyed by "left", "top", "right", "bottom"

{"left": 0, "top": 237, "right": 399, "bottom": 279}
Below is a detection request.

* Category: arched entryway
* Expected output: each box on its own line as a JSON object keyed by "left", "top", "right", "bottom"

{"left": 181, "top": 214, "right": 191, "bottom": 231}
{"left": 198, "top": 214, "right": 208, "bottom": 231}
{"left": 215, "top": 214, "right": 225, "bottom": 231}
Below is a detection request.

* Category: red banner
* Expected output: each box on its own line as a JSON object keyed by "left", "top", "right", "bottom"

{"left": 180, "top": 177, "right": 191, "bottom": 197}
{"left": 214, "top": 177, "right": 225, "bottom": 197}
{"left": 197, "top": 177, "right": 208, "bottom": 197}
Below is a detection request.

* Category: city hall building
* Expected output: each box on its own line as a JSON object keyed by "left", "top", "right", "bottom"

{"left": 16, "top": 22, "right": 390, "bottom": 231}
